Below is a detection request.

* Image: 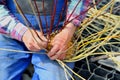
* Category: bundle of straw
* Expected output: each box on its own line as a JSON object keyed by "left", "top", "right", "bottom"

{"left": 59, "top": 0, "right": 120, "bottom": 79}
{"left": 0, "top": 0, "right": 120, "bottom": 80}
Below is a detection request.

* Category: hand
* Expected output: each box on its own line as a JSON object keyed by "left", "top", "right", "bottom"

{"left": 47, "top": 23, "right": 76, "bottom": 60}
{"left": 22, "top": 29, "right": 48, "bottom": 51}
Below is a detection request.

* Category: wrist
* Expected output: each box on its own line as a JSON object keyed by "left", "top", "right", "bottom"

{"left": 65, "top": 23, "right": 77, "bottom": 31}
{"left": 62, "top": 23, "right": 76, "bottom": 38}
{"left": 71, "top": 19, "right": 81, "bottom": 27}
{"left": 11, "top": 23, "right": 28, "bottom": 41}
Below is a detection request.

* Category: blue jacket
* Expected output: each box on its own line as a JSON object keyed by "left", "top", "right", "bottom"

{"left": 0, "top": 0, "right": 90, "bottom": 41}
{"left": 6, "top": 0, "right": 65, "bottom": 30}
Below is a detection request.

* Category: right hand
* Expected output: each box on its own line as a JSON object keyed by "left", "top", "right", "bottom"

{"left": 22, "top": 29, "right": 48, "bottom": 51}
{"left": 47, "top": 23, "right": 76, "bottom": 60}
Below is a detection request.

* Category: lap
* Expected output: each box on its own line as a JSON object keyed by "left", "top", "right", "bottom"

{"left": 0, "top": 35, "right": 31, "bottom": 80}
{"left": 32, "top": 52, "right": 74, "bottom": 80}
{"left": 0, "top": 35, "right": 74, "bottom": 80}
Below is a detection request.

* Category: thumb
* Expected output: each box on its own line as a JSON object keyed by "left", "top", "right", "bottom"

{"left": 37, "top": 31, "right": 48, "bottom": 42}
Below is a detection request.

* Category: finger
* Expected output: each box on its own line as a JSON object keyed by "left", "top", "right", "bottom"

{"left": 50, "top": 52, "right": 61, "bottom": 60}
{"left": 58, "top": 53, "right": 66, "bottom": 60}
{"left": 50, "top": 48, "right": 65, "bottom": 60}
{"left": 34, "top": 36, "right": 47, "bottom": 48}
{"left": 51, "top": 45, "right": 67, "bottom": 60}
{"left": 32, "top": 29, "right": 43, "bottom": 41}
{"left": 35, "top": 32, "right": 48, "bottom": 47}
{"left": 37, "top": 31, "right": 48, "bottom": 42}
{"left": 32, "top": 31, "right": 47, "bottom": 48}
{"left": 47, "top": 44, "right": 59, "bottom": 57}
{"left": 28, "top": 44, "right": 40, "bottom": 51}
{"left": 33, "top": 41, "right": 42, "bottom": 49}
{"left": 28, "top": 40, "right": 41, "bottom": 51}
{"left": 28, "top": 46, "right": 40, "bottom": 51}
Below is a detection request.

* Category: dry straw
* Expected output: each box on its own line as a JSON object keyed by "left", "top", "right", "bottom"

{"left": 0, "top": 0, "right": 120, "bottom": 80}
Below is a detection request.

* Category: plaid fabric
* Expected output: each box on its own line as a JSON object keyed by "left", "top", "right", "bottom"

{"left": 0, "top": 5, "right": 28, "bottom": 41}
{"left": 0, "top": 0, "right": 90, "bottom": 41}
{"left": 67, "top": 0, "right": 91, "bottom": 26}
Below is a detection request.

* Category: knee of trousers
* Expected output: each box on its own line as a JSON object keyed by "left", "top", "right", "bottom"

{"left": 0, "top": 35, "right": 31, "bottom": 80}
{"left": 32, "top": 52, "right": 75, "bottom": 80}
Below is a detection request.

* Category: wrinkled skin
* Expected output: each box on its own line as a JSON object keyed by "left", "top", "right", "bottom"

{"left": 22, "top": 23, "right": 76, "bottom": 60}
{"left": 47, "top": 23, "right": 76, "bottom": 60}
{"left": 22, "top": 29, "right": 48, "bottom": 51}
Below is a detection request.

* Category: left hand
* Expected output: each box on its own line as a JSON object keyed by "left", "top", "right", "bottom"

{"left": 47, "top": 23, "right": 76, "bottom": 60}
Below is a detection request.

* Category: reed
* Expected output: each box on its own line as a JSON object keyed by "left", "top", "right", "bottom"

{"left": 1, "top": 0, "right": 120, "bottom": 79}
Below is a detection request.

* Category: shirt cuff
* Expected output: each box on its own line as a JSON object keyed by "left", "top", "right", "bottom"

{"left": 71, "top": 19, "right": 81, "bottom": 27}
{"left": 66, "top": 14, "right": 81, "bottom": 27}
{"left": 10, "top": 23, "right": 28, "bottom": 41}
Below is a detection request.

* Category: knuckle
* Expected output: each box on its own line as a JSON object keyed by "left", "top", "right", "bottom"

{"left": 29, "top": 42, "right": 34, "bottom": 46}
{"left": 28, "top": 46, "right": 33, "bottom": 50}
{"left": 28, "top": 47, "right": 32, "bottom": 50}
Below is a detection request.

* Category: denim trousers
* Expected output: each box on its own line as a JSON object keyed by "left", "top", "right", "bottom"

{"left": 0, "top": 35, "right": 74, "bottom": 80}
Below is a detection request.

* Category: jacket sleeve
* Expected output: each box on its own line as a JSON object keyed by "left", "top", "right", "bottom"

{"left": 0, "top": 4, "right": 28, "bottom": 41}
{"left": 67, "top": 0, "right": 91, "bottom": 26}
